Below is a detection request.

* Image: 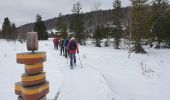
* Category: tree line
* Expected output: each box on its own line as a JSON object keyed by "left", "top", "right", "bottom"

{"left": 0, "top": 15, "right": 48, "bottom": 41}
{"left": 57, "top": 0, "right": 170, "bottom": 53}
{"left": 0, "top": 17, "right": 18, "bottom": 41}
{"left": 0, "top": 0, "right": 170, "bottom": 53}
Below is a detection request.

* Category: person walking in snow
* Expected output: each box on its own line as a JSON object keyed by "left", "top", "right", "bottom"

{"left": 66, "top": 37, "right": 79, "bottom": 69}
{"left": 60, "top": 38, "right": 64, "bottom": 55}
{"left": 53, "top": 36, "right": 59, "bottom": 50}
{"left": 63, "top": 37, "right": 70, "bottom": 58}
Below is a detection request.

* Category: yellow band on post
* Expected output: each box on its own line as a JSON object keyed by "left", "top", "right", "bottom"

{"left": 15, "top": 82, "right": 49, "bottom": 95}
{"left": 22, "top": 84, "right": 49, "bottom": 95}
{"left": 25, "top": 63, "right": 43, "bottom": 70}
{"left": 16, "top": 52, "right": 46, "bottom": 59}
{"left": 22, "top": 72, "right": 45, "bottom": 82}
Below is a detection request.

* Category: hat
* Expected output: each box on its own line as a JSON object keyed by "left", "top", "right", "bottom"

{"left": 71, "top": 37, "right": 75, "bottom": 40}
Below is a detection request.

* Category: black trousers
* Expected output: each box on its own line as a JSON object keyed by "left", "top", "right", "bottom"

{"left": 65, "top": 49, "right": 69, "bottom": 58}
{"left": 60, "top": 47, "right": 64, "bottom": 55}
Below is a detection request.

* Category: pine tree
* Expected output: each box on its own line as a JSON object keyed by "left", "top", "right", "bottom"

{"left": 103, "top": 27, "right": 111, "bottom": 47}
{"left": 34, "top": 14, "right": 48, "bottom": 40}
{"left": 11, "top": 23, "right": 18, "bottom": 40}
{"left": 151, "top": 0, "right": 169, "bottom": 48}
{"left": 2, "top": 17, "right": 11, "bottom": 40}
{"left": 162, "top": 10, "right": 170, "bottom": 47}
{"left": 130, "top": 0, "right": 149, "bottom": 53}
{"left": 56, "top": 13, "right": 67, "bottom": 39}
{"left": 165, "top": 10, "right": 170, "bottom": 47}
{"left": 113, "top": 0, "right": 122, "bottom": 49}
{"left": 93, "top": 26, "right": 103, "bottom": 47}
{"left": 70, "top": 2, "right": 85, "bottom": 44}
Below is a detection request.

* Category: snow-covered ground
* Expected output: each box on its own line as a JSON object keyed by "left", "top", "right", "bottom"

{"left": 0, "top": 39, "right": 170, "bottom": 100}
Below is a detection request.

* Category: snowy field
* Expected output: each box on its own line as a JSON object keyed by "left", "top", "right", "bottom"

{"left": 0, "top": 39, "right": 170, "bottom": 100}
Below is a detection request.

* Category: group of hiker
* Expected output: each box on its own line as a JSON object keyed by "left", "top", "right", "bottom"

{"left": 53, "top": 34, "right": 79, "bottom": 69}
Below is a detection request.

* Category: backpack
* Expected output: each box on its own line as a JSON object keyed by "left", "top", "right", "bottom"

{"left": 69, "top": 40, "right": 76, "bottom": 50}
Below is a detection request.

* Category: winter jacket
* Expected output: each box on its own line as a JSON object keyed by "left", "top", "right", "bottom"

{"left": 63, "top": 39, "right": 69, "bottom": 48}
{"left": 66, "top": 40, "right": 79, "bottom": 54}
{"left": 53, "top": 38, "right": 59, "bottom": 44}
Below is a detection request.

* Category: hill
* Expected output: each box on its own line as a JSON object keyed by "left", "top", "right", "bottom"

{"left": 17, "top": 7, "right": 129, "bottom": 39}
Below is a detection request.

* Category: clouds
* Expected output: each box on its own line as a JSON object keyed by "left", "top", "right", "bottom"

{"left": 0, "top": 0, "right": 164, "bottom": 28}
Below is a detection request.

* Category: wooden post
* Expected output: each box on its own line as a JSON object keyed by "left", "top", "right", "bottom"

{"left": 15, "top": 32, "right": 49, "bottom": 100}
{"left": 26, "top": 32, "right": 38, "bottom": 52}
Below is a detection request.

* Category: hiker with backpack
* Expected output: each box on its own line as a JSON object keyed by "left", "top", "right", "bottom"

{"left": 59, "top": 38, "right": 65, "bottom": 55}
{"left": 66, "top": 37, "right": 79, "bottom": 69}
{"left": 63, "top": 37, "right": 70, "bottom": 58}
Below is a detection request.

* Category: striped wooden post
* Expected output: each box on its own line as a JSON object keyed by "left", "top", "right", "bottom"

{"left": 15, "top": 32, "right": 49, "bottom": 100}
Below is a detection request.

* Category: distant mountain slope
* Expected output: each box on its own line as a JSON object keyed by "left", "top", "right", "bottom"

{"left": 17, "top": 7, "right": 129, "bottom": 38}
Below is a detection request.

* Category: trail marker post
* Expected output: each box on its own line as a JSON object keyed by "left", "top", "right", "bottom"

{"left": 15, "top": 32, "right": 49, "bottom": 100}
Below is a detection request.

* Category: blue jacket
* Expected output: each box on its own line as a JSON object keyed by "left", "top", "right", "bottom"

{"left": 63, "top": 39, "right": 69, "bottom": 47}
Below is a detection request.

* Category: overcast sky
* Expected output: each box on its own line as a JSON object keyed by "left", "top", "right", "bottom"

{"left": 0, "top": 0, "right": 169, "bottom": 28}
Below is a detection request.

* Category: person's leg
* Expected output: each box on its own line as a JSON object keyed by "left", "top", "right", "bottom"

{"left": 66, "top": 50, "right": 70, "bottom": 57}
{"left": 65, "top": 49, "right": 67, "bottom": 57}
{"left": 73, "top": 53, "right": 76, "bottom": 64}
{"left": 56, "top": 44, "right": 58, "bottom": 50}
{"left": 64, "top": 48, "right": 67, "bottom": 57}
{"left": 60, "top": 46, "right": 62, "bottom": 55}
{"left": 54, "top": 44, "right": 56, "bottom": 50}
{"left": 70, "top": 54, "right": 73, "bottom": 69}
{"left": 67, "top": 50, "right": 69, "bottom": 56}
{"left": 63, "top": 47, "right": 65, "bottom": 55}
{"left": 62, "top": 47, "right": 65, "bottom": 55}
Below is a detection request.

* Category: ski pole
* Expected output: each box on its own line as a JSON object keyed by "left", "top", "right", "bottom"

{"left": 78, "top": 53, "right": 83, "bottom": 68}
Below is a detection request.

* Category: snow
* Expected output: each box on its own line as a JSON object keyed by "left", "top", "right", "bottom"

{"left": 0, "top": 39, "right": 170, "bottom": 100}
{"left": 47, "top": 29, "right": 58, "bottom": 34}
{"left": 57, "top": 68, "right": 113, "bottom": 100}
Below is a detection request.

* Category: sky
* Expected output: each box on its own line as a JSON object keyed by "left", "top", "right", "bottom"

{"left": 0, "top": 0, "right": 131, "bottom": 28}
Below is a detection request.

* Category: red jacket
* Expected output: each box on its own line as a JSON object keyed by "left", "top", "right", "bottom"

{"left": 66, "top": 40, "right": 79, "bottom": 54}
{"left": 53, "top": 38, "right": 59, "bottom": 44}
